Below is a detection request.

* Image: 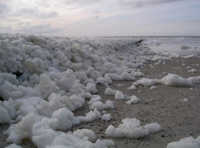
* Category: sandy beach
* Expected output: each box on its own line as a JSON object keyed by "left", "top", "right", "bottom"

{"left": 74, "top": 56, "right": 200, "bottom": 148}
{"left": 1, "top": 56, "right": 200, "bottom": 148}
{"left": 1, "top": 0, "right": 200, "bottom": 147}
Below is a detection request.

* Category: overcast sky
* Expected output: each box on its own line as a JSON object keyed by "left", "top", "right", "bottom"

{"left": 0, "top": 0, "right": 200, "bottom": 36}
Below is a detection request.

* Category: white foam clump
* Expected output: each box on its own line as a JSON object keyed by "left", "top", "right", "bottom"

{"left": 88, "top": 95, "right": 114, "bottom": 111}
{"left": 7, "top": 108, "right": 78, "bottom": 144}
{"left": 101, "top": 113, "right": 112, "bottom": 121}
{"left": 134, "top": 73, "right": 200, "bottom": 88}
{"left": 7, "top": 110, "right": 114, "bottom": 148}
{"left": 96, "top": 76, "right": 112, "bottom": 85}
{"left": 65, "top": 94, "right": 85, "bottom": 111}
{"left": 89, "top": 100, "right": 114, "bottom": 111}
{"left": 88, "top": 95, "right": 102, "bottom": 105}
{"left": 50, "top": 108, "right": 79, "bottom": 130}
{"left": 5, "top": 144, "right": 22, "bottom": 148}
{"left": 86, "top": 82, "right": 97, "bottom": 94}
{"left": 167, "top": 136, "right": 200, "bottom": 148}
{"left": 94, "top": 139, "right": 114, "bottom": 148}
{"left": 33, "top": 122, "right": 114, "bottom": 148}
{"left": 188, "top": 68, "right": 197, "bottom": 73}
{"left": 105, "top": 118, "right": 161, "bottom": 138}
{"left": 161, "top": 74, "right": 200, "bottom": 87}
{"left": 115, "top": 91, "right": 125, "bottom": 100}
{"left": 128, "top": 84, "right": 137, "bottom": 90}
{"left": 134, "top": 78, "right": 160, "bottom": 87}
{"left": 38, "top": 74, "right": 58, "bottom": 98}
{"left": 104, "top": 87, "right": 116, "bottom": 96}
{"left": 55, "top": 69, "right": 77, "bottom": 91}
{"left": 7, "top": 113, "right": 41, "bottom": 144}
{"left": 0, "top": 76, "right": 40, "bottom": 100}
{"left": 0, "top": 73, "right": 18, "bottom": 99}
{"left": 36, "top": 93, "right": 85, "bottom": 117}
{"left": 0, "top": 73, "right": 18, "bottom": 85}
{"left": 17, "top": 97, "right": 43, "bottom": 116}
{"left": 126, "top": 95, "right": 140, "bottom": 105}
{"left": 0, "top": 99, "right": 16, "bottom": 123}
{"left": 33, "top": 126, "right": 114, "bottom": 148}
{"left": 150, "top": 86, "right": 157, "bottom": 89}
{"left": 77, "top": 109, "right": 101, "bottom": 123}
{"left": 32, "top": 121, "right": 64, "bottom": 148}
{"left": 0, "top": 105, "right": 11, "bottom": 123}
{"left": 161, "top": 73, "right": 193, "bottom": 87}
{"left": 183, "top": 98, "right": 189, "bottom": 102}
{"left": 46, "top": 133, "right": 114, "bottom": 148}
{"left": 73, "top": 129, "right": 97, "bottom": 141}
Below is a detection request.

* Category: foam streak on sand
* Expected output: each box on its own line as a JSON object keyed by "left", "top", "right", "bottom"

{"left": 134, "top": 73, "right": 200, "bottom": 88}
{"left": 105, "top": 118, "right": 161, "bottom": 138}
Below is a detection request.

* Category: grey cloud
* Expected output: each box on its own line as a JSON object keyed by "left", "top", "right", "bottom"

{"left": 63, "top": 0, "right": 102, "bottom": 6}
{"left": 14, "top": 8, "right": 58, "bottom": 19}
{"left": 18, "top": 24, "right": 63, "bottom": 35}
{"left": 0, "top": 0, "right": 58, "bottom": 19}
{"left": 0, "top": 2, "right": 9, "bottom": 16}
{"left": 61, "top": 0, "right": 184, "bottom": 8}
{"left": 118, "top": 0, "right": 185, "bottom": 8}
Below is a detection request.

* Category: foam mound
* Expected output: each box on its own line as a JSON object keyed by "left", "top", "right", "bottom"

{"left": 105, "top": 118, "right": 161, "bottom": 138}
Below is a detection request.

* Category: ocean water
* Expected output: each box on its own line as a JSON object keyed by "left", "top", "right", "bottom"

{"left": 142, "top": 36, "right": 200, "bottom": 56}
{"left": 99, "top": 36, "right": 200, "bottom": 56}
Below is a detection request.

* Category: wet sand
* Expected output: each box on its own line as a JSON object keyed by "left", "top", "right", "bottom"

{"left": 1, "top": 56, "right": 200, "bottom": 148}
{"left": 78, "top": 56, "right": 200, "bottom": 148}
{"left": 106, "top": 57, "right": 200, "bottom": 148}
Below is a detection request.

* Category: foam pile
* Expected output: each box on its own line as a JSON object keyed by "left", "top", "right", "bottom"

{"left": 0, "top": 34, "right": 158, "bottom": 148}
{"left": 105, "top": 118, "right": 161, "bottom": 138}
{"left": 0, "top": 99, "right": 16, "bottom": 123}
{"left": 167, "top": 136, "right": 200, "bottom": 148}
{"left": 126, "top": 95, "right": 140, "bottom": 104}
{"left": 5, "top": 144, "right": 22, "bottom": 148}
{"left": 88, "top": 95, "right": 114, "bottom": 111}
{"left": 134, "top": 73, "right": 200, "bottom": 88}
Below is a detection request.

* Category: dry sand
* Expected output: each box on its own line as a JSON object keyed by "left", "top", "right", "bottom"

{"left": 1, "top": 56, "right": 200, "bottom": 148}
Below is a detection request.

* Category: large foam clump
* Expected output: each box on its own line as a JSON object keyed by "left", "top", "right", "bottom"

{"left": 134, "top": 73, "right": 200, "bottom": 88}
{"left": 73, "top": 129, "right": 97, "bottom": 141}
{"left": 105, "top": 118, "right": 161, "bottom": 138}
{"left": 7, "top": 113, "right": 41, "bottom": 144}
{"left": 88, "top": 95, "right": 114, "bottom": 111}
{"left": 134, "top": 78, "right": 160, "bottom": 87}
{"left": 126, "top": 95, "right": 140, "bottom": 104}
{"left": 101, "top": 113, "right": 112, "bottom": 121}
{"left": 0, "top": 99, "right": 16, "bottom": 123}
{"left": 77, "top": 109, "right": 101, "bottom": 123}
{"left": 36, "top": 93, "right": 85, "bottom": 117}
{"left": 115, "top": 91, "right": 125, "bottom": 100}
{"left": 104, "top": 87, "right": 116, "bottom": 96}
{"left": 167, "top": 136, "right": 200, "bottom": 148}
{"left": 0, "top": 35, "right": 156, "bottom": 148}
{"left": 50, "top": 108, "right": 79, "bottom": 130}
{"left": 39, "top": 74, "right": 58, "bottom": 98}
{"left": 5, "top": 144, "right": 22, "bottom": 148}
{"left": 161, "top": 73, "right": 193, "bottom": 87}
